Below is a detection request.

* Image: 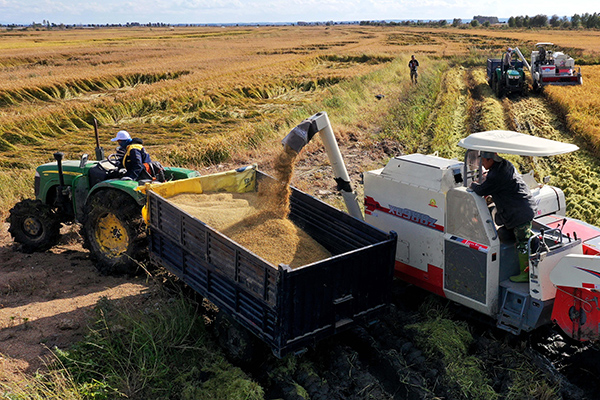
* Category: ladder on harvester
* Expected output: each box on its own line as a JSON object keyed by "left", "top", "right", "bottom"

{"left": 497, "top": 287, "right": 530, "bottom": 335}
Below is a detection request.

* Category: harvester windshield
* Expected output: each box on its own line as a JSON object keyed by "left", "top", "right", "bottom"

{"left": 458, "top": 130, "right": 579, "bottom": 187}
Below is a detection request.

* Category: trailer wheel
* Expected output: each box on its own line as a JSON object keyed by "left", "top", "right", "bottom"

{"left": 215, "top": 312, "right": 258, "bottom": 363}
{"left": 81, "top": 189, "right": 147, "bottom": 275}
{"left": 8, "top": 199, "right": 61, "bottom": 253}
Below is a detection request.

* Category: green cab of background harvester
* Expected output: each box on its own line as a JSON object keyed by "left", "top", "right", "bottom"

{"left": 9, "top": 151, "right": 199, "bottom": 276}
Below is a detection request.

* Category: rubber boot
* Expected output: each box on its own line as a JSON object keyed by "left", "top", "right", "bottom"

{"left": 510, "top": 252, "right": 529, "bottom": 283}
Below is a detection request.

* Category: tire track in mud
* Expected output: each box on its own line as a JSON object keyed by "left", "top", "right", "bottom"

{"left": 251, "top": 285, "right": 445, "bottom": 400}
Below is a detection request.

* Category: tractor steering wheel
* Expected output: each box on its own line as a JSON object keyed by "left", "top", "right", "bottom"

{"left": 107, "top": 153, "right": 122, "bottom": 167}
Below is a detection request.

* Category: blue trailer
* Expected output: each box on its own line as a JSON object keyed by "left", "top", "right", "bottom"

{"left": 146, "top": 166, "right": 397, "bottom": 357}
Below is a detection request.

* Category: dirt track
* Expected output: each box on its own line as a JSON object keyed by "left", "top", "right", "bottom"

{"left": 0, "top": 223, "right": 150, "bottom": 380}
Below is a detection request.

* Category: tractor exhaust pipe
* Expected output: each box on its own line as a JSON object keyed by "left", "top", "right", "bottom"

{"left": 53, "top": 151, "right": 71, "bottom": 217}
{"left": 93, "top": 119, "right": 104, "bottom": 161}
{"left": 54, "top": 152, "right": 65, "bottom": 188}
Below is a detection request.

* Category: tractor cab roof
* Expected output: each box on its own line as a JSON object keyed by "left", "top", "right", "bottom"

{"left": 458, "top": 130, "right": 579, "bottom": 156}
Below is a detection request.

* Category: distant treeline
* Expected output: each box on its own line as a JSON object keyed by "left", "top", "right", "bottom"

{"left": 360, "top": 12, "right": 600, "bottom": 29}
{"left": 507, "top": 13, "right": 600, "bottom": 29}
{"left": 0, "top": 21, "right": 175, "bottom": 30}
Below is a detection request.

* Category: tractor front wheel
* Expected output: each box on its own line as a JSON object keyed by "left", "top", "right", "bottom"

{"left": 81, "top": 190, "right": 147, "bottom": 275}
{"left": 8, "top": 199, "right": 61, "bottom": 253}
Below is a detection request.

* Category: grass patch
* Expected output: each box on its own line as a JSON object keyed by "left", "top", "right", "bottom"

{"left": 407, "top": 299, "right": 498, "bottom": 400}
{"left": 0, "top": 291, "right": 264, "bottom": 400}
{"left": 379, "top": 57, "right": 449, "bottom": 154}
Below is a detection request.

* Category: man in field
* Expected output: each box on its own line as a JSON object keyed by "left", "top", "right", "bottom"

{"left": 503, "top": 47, "right": 513, "bottom": 70}
{"left": 469, "top": 152, "right": 536, "bottom": 283}
{"left": 408, "top": 55, "right": 419, "bottom": 84}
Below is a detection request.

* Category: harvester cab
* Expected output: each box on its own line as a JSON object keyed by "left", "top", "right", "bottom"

{"left": 291, "top": 112, "right": 600, "bottom": 343}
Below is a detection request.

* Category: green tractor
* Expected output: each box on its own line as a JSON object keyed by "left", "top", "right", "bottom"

{"left": 487, "top": 57, "right": 526, "bottom": 98}
{"left": 8, "top": 131, "right": 198, "bottom": 275}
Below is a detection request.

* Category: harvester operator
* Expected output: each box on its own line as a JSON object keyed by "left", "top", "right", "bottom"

{"left": 469, "top": 152, "right": 536, "bottom": 282}
{"left": 110, "top": 130, "right": 153, "bottom": 181}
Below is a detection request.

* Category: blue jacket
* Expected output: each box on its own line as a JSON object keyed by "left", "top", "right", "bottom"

{"left": 122, "top": 139, "right": 152, "bottom": 180}
{"left": 470, "top": 159, "right": 536, "bottom": 229}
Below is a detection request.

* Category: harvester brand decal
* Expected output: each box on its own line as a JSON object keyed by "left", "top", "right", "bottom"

{"left": 428, "top": 199, "right": 438, "bottom": 208}
{"left": 364, "top": 196, "right": 443, "bottom": 231}
{"left": 450, "top": 236, "right": 489, "bottom": 253}
{"left": 575, "top": 267, "right": 600, "bottom": 289}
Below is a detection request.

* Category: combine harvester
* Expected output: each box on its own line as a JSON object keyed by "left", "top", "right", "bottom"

{"left": 295, "top": 112, "right": 600, "bottom": 343}
{"left": 514, "top": 43, "right": 583, "bottom": 91}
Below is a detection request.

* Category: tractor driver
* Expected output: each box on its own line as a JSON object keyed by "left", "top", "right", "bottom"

{"left": 469, "top": 152, "right": 536, "bottom": 282}
{"left": 110, "top": 130, "right": 153, "bottom": 181}
{"left": 503, "top": 47, "right": 513, "bottom": 70}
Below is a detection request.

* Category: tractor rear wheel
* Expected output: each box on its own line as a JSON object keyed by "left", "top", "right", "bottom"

{"left": 8, "top": 199, "right": 61, "bottom": 253}
{"left": 81, "top": 189, "right": 147, "bottom": 275}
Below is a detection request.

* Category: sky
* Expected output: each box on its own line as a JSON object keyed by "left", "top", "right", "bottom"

{"left": 0, "top": 0, "right": 598, "bottom": 25}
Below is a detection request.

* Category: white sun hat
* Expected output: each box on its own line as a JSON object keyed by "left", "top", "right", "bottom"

{"left": 111, "top": 130, "right": 131, "bottom": 142}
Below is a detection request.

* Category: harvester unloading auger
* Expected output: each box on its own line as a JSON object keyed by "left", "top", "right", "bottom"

{"left": 513, "top": 43, "right": 583, "bottom": 91}
{"left": 289, "top": 111, "right": 600, "bottom": 343}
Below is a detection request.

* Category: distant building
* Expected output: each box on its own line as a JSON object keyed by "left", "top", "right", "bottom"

{"left": 473, "top": 15, "right": 499, "bottom": 25}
